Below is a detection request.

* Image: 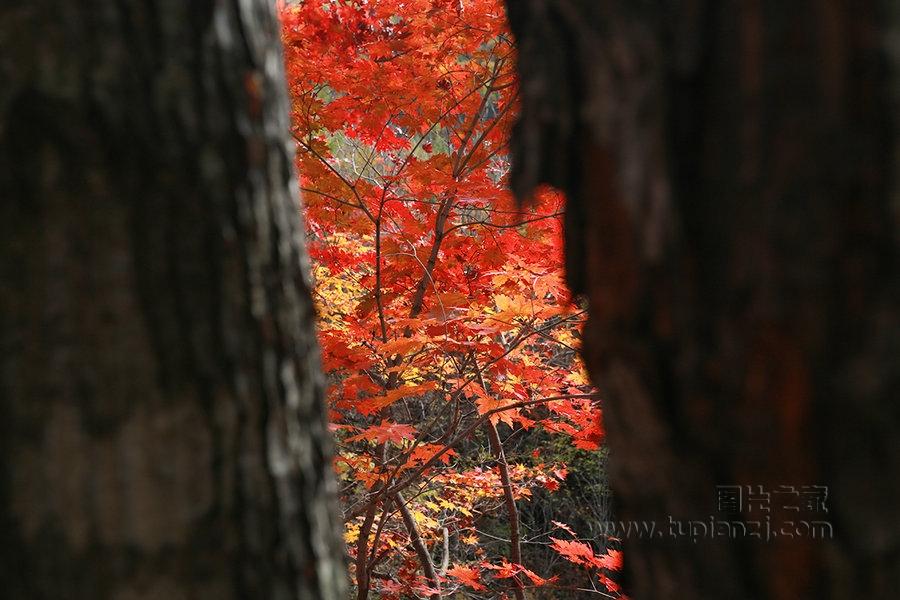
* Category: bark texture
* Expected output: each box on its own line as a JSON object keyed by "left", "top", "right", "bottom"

{"left": 0, "top": 1, "right": 346, "bottom": 598}
{"left": 507, "top": 1, "right": 900, "bottom": 598}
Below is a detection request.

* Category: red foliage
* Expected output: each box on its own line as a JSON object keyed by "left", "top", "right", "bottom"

{"left": 282, "top": 1, "right": 619, "bottom": 597}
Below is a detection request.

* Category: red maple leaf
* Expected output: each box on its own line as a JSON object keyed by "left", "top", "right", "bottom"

{"left": 345, "top": 420, "right": 417, "bottom": 444}
{"left": 446, "top": 565, "right": 485, "bottom": 591}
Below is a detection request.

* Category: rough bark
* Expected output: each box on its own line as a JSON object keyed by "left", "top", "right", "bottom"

{"left": 507, "top": 1, "right": 899, "bottom": 599}
{"left": 0, "top": 1, "right": 346, "bottom": 598}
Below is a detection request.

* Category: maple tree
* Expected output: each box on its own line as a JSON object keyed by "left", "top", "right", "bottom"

{"left": 281, "top": 1, "right": 622, "bottom": 597}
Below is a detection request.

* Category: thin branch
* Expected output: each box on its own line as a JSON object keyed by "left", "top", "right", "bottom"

{"left": 476, "top": 362, "right": 525, "bottom": 600}
{"left": 394, "top": 491, "right": 440, "bottom": 600}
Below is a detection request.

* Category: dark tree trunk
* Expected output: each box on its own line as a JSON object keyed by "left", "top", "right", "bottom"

{"left": 0, "top": 1, "right": 345, "bottom": 598}
{"left": 507, "top": 1, "right": 899, "bottom": 598}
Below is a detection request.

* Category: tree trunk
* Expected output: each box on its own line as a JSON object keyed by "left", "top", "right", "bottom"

{"left": 507, "top": 1, "right": 899, "bottom": 598}
{"left": 0, "top": 2, "right": 346, "bottom": 598}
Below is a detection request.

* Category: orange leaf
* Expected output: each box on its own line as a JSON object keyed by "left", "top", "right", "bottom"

{"left": 345, "top": 420, "right": 418, "bottom": 445}
{"left": 355, "top": 381, "right": 437, "bottom": 416}
{"left": 446, "top": 565, "right": 485, "bottom": 591}
{"left": 379, "top": 337, "right": 423, "bottom": 357}
{"left": 549, "top": 538, "right": 596, "bottom": 566}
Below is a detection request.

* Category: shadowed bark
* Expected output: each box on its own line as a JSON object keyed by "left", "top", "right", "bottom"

{"left": 0, "top": 1, "right": 346, "bottom": 598}
{"left": 506, "top": 1, "right": 900, "bottom": 598}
